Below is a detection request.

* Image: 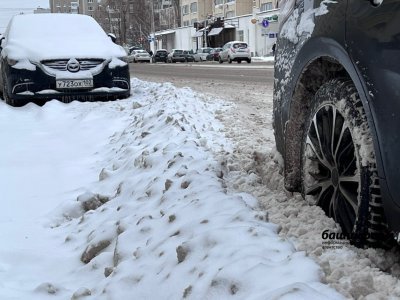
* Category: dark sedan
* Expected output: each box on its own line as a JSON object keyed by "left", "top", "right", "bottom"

{"left": 206, "top": 48, "right": 223, "bottom": 61}
{"left": 0, "top": 14, "right": 130, "bottom": 106}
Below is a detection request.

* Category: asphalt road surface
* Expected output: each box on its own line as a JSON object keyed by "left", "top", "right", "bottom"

{"left": 129, "top": 61, "right": 274, "bottom": 85}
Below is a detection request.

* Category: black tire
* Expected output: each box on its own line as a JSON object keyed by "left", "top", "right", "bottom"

{"left": 228, "top": 57, "right": 232, "bottom": 64}
{"left": 219, "top": 57, "right": 223, "bottom": 64}
{"left": 302, "top": 79, "right": 393, "bottom": 248}
{"left": 247, "top": 59, "right": 251, "bottom": 64}
{"left": 237, "top": 60, "right": 242, "bottom": 64}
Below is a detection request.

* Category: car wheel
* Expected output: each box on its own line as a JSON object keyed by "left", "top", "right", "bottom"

{"left": 237, "top": 60, "right": 242, "bottom": 64}
{"left": 228, "top": 56, "right": 232, "bottom": 64}
{"left": 219, "top": 57, "right": 223, "bottom": 64}
{"left": 302, "top": 79, "right": 392, "bottom": 248}
{"left": 247, "top": 59, "right": 251, "bottom": 63}
{"left": 133, "top": 58, "right": 137, "bottom": 63}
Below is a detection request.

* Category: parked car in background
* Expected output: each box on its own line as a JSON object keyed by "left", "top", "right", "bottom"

{"left": 0, "top": 14, "right": 130, "bottom": 107}
{"left": 193, "top": 47, "right": 213, "bottom": 62}
{"left": 129, "top": 49, "right": 151, "bottom": 63}
{"left": 274, "top": 0, "right": 400, "bottom": 248}
{"left": 167, "top": 49, "right": 186, "bottom": 63}
{"left": 128, "top": 46, "right": 143, "bottom": 54}
{"left": 219, "top": 41, "right": 251, "bottom": 64}
{"left": 206, "top": 48, "right": 223, "bottom": 61}
{"left": 152, "top": 49, "right": 168, "bottom": 63}
{"left": 183, "top": 50, "right": 195, "bottom": 62}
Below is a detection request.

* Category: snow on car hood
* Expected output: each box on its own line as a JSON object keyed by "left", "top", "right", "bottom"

{"left": 2, "top": 14, "right": 126, "bottom": 62}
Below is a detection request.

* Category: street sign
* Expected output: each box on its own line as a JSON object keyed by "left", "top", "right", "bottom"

{"left": 262, "top": 19, "right": 269, "bottom": 28}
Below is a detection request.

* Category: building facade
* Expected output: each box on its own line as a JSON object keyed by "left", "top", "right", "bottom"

{"left": 155, "top": 0, "right": 280, "bottom": 56}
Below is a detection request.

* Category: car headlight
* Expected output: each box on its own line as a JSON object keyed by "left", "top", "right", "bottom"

{"left": 118, "top": 56, "right": 129, "bottom": 63}
{"left": 279, "top": 0, "right": 296, "bottom": 31}
{"left": 7, "top": 57, "right": 18, "bottom": 66}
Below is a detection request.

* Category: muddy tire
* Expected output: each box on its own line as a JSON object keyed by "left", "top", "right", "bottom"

{"left": 302, "top": 79, "right": 393, "bottom": 248}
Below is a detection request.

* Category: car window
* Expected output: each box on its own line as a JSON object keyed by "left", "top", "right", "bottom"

{"left": 233, "top": 43, "right": 248, "bottom": 49}
{"left": 203, "top": 48, "right": 212, "bottom": 53}
{"left": 174, "top": 50, "right": 183, "bottom": 54}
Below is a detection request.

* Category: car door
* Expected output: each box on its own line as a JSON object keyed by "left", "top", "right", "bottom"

{"left": 346, "top": 0, "right": 400, "bottom": 210}
{"left": 220, "top": 43, "right": 230, "bottom": 60}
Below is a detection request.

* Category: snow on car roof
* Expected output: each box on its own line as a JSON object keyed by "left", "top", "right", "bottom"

{"left": 3, "top": 14, "right": 126, "bottom": 61}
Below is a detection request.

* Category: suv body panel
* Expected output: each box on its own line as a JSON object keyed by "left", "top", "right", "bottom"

{"left": 273, "top": 0, "right": 400, "bottom": 233}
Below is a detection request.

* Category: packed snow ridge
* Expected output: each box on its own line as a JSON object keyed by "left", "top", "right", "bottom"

{"left": 0, "top": 79, "right": 343, "bottom": 300}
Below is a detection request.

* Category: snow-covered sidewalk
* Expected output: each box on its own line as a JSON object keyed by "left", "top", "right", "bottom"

{"left": 0, "top": 79, "right": 343, "bottom": 299}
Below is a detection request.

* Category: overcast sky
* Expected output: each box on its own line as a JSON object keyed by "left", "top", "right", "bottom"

{"left": 0, "top": 0, "right": 50, "bottom": 33}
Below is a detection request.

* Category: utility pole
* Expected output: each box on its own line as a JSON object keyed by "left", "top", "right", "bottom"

{"left": 150, "top": 0, "right": 155, "bottom": 53}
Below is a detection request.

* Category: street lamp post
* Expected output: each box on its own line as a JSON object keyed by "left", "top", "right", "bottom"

{"left": 150, "top": 0, "right": 155, "bottom": 53}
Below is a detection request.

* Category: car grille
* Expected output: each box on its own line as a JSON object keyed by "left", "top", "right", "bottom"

{"left": 41, "top": 59, "right": 104, "bottom": 71}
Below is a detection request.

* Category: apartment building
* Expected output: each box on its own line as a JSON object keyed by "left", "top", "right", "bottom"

{"left": 49, "top": 0, "right": 79, "bottom": 13}
{"left": 49, "top": 0, "right": 103, "bottom": 16}
{"left": 181, "top": 0, "right": 213, "bottom": 27}
{"left": 162, "top": 0, "right": 279, "bottom": 54}
{"left": 213, "top": 0, "right": 252, "bottom": 19}
{"left": 258, "top": 0, "right": 280, "bottom": 12}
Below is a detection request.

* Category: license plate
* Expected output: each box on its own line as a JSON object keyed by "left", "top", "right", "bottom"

{"left": 56, "top": 79, "right": 93, "bottom": 89}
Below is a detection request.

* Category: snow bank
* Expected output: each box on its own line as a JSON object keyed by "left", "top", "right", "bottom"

{"left": 0, "top": 79, "right": 342, "bottom": 299}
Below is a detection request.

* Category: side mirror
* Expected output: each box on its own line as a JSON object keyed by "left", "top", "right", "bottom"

{"left": 108, "top": 33, "right": 116, "bottom": 43}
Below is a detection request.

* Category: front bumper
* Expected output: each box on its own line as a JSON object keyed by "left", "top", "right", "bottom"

{"left": 135, "top": 57, "right": 151, "bottom": 62}
{"left": 3, "top": 61, "right": 130, "bottom": 105}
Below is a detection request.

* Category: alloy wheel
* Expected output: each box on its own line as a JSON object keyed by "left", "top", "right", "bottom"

{"left": 304, "top": 104, "right": 360, "bottom": 235}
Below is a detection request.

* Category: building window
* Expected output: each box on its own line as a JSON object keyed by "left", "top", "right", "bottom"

{"left": 260, "top": 2, "right": 273, "bottom": 11}
{"left": 226, "top": 10, "right": 235, "bottom": 18}
{"left": 88, "top": 6, "right": 94, "bottom": 11}
{"left": 237, "top": 30, "right": 244, "bottom": 41}
{"left": 183, "top": 20, "right": 190, "bottom": 26}
{"left": 190, "top": 2, "right": 197, "bottom": 13}
{"left": 182, "top": 4, "right": 189, "bottom": 15}
{"left": 215, "top": 0, "right": 224, "bottom": 5}
{"left": 191, "top": 18, "right": 197, "bottom": 25}
{"left": 88, "top": 0, "right": 93, "bottom": 3}
{"left": 129, "top": 4, "right": 134, "bottom": 12}
{"left": 226, "top": 0, "right": 235, "bottom": 2}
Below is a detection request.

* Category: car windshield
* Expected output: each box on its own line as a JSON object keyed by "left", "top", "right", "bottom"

{"left": 174, "top": 50, "right": 183, "bottom": 53}
{"left": 203, "top": 48, "right": 212, "bottom": 53}
{"left": 136, "top": 50, "right": 147, "bottom": 54}
{"left": 8, "top": 14, "right": 107, "bottom": 43}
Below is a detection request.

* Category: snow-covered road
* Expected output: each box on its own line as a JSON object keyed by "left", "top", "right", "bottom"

{"left": 0, "top": 78, "right": 399, "bottom": 299}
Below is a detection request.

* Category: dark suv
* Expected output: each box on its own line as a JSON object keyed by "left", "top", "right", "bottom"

{"left": 152, "top": 50, "right": 168, "bottom": 63}
{"left": 273, "top": 0, "right": 400, "bottom": 247}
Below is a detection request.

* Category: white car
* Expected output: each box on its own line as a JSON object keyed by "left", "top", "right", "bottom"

{"left": 219, "top": 41, "right": 251, "bottom": 64}
{"left": 193, "top": 47, "right": 213, "bottom": 62}
{"left": 129, "top": 50, "right": 151, "bottom": 63}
